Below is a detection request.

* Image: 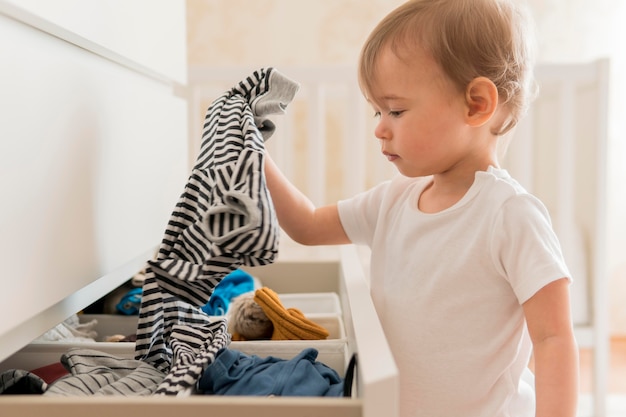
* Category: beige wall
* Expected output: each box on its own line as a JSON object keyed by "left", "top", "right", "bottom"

{"left": 186, "top": 0, "right": 403, "bottom": 67}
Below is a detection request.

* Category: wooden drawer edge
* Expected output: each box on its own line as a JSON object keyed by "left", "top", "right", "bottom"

{"left": 0, "top": 395, "right": 362, "bottom": 417}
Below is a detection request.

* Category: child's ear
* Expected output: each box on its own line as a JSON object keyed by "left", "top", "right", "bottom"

{"left": 464, "top": 77, "right": 499, "bottom": 127}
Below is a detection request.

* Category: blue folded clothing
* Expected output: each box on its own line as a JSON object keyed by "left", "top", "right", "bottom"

{"left": 198, "top": 347, "right": 344, "bottom": 397}
{"left": 116, "top": 287, "right": 143, "bottom": 315}
{"left": 201, "top": 269, "right": 255, "bottom": 315}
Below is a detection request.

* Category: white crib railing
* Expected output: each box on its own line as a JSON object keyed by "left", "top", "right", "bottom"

{"left": 504, "top": 59, "right": 610, "bottom": 417}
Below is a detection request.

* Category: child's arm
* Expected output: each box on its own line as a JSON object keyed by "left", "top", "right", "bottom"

{"left": 523, "top": 278, "right": 579, "bottom": 417}
{"left": 264, "top": 153, "right": 351, "bottom": 246}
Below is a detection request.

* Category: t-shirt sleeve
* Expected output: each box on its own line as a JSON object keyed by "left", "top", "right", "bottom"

{"left": 492, "top": 194, "right": 572, "bottom": 304}
{"left": 337, "top": 180, "right": 392, "bottom": 246}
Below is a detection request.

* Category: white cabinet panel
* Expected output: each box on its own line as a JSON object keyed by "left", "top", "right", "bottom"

{"left": 0, "top": 13, "right": 188, "bottom": 361}
{"left": 0, "top": 0, "right": 186, "bottom": 83}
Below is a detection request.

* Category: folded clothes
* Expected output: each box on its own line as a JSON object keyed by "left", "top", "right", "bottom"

{"left": 33, "top": 314, "right": 98, "bottom": 343}
{"left": 116, "top": 287, "right": 142, "bottom": 315}
{"left": 198, "top": 347, "right": 343, "bottom": 397}
{"left": 228, "top": 292, "right": 274, "bottom": 340}
{"left": 30, "top": 362, "right": 70, "bottom": 384}
{"left": 0, "top": 369, "right": 47, "bottom": 395}
{"left": 44, "top": 348, "right": 165, "bottom": 397}
{"left": 254, "top": 287, "right": 329, "bottom": 340}
{"left": 202, "top": 269, "right": 255, "bottom": 316}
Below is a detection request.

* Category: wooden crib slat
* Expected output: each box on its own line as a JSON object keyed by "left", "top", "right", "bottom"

{"left": 306, "top": 83, "right": 328, "bottom": 206}
{"left": 555, "top": 82, "right": 577, "bottom": 231}
{"left": 345, "top": 81, "right": 368, "bottom": 198}
{"left": 501, "top": 105, "right": 534, "bottom": 191}
{"left": 504, "top": 59, "right": 610, "bottom": 417}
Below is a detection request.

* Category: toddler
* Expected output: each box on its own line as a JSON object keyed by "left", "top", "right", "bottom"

{"left": 265, "top": 0, "right": 578, "bottom": 416}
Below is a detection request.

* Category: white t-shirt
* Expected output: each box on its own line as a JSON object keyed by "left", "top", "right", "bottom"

{"left": 337, "top": 167, "right": 570, "bottom": 417}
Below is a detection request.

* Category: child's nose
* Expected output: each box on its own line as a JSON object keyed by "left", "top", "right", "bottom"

{"left": 374, "top": 119, "right": 389, "bottom": 140}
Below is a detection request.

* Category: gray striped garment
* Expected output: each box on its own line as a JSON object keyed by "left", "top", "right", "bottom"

{"left": 44, "top": 348, "right": 164, "bottom": 396}
{"left": 134, "top": 68, "right": 299, "bottom": 395}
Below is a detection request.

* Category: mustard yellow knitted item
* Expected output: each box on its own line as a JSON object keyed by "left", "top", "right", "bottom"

{"left": 254, "top": 287, "right": 329, "bottom": 340}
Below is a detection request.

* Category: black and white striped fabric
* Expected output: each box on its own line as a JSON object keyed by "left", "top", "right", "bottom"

{"left": 44, "top": 348, "right": 165, "bottom": 397}
{"left": 0, "top": 369, "right": 47, "bottom": 395}
{"left": 134, "top": 68, "right": 299, "bottom": 395}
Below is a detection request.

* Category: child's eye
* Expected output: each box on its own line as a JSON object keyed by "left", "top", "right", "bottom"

{"left": 373, "top": 110, "right": 404, "bottom": 118}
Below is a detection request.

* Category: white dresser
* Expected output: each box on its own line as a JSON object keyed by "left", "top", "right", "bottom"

{"left": 0, "top": 2, "right": 398, "bottom": 416}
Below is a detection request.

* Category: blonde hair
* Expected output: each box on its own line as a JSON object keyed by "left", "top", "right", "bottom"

{"left": 358, "top": 0, "right": 536, "bottom": 135}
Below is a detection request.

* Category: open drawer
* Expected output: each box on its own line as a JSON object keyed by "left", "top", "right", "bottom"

{"left": 0, "top": 245, "right": 398, "bottom": 417}
{"left": 3, "top": 312, "right": 348, "bottom": 377}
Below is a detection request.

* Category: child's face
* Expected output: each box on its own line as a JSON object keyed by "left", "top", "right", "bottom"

{"left": 368, "top": 45, "right": 483, "bottom": 178}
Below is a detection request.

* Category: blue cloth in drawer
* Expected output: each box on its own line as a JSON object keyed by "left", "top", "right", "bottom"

{"left": 198, "top": 348, "right": 343, "bottom": 397}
